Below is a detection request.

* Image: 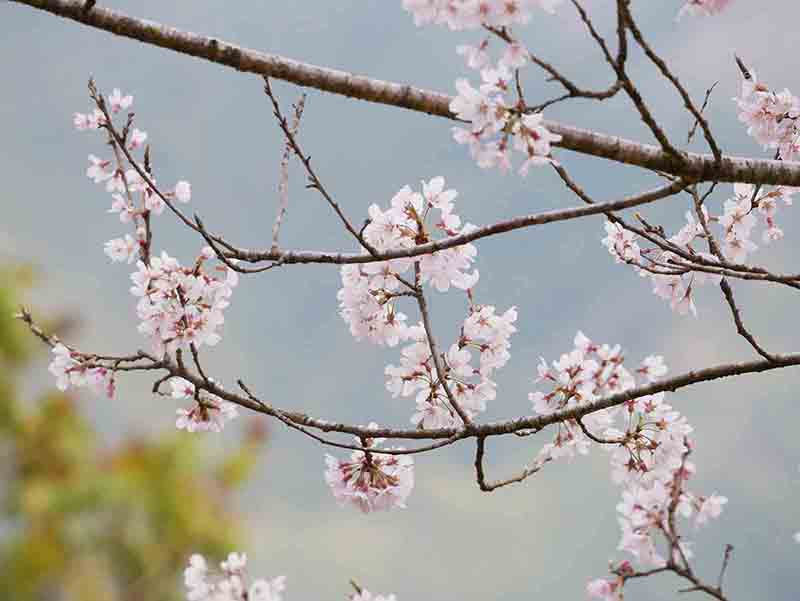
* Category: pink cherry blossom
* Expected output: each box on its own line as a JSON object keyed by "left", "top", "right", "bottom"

{"left": 457, "top": 41, "right": 490, "bottom": 70}
{"left": 175, "top": 180, "right": 192, "bottom": 203}
{"left": 131, "top": 251, "right": 237, "bottom": 357}
{"left": 48, "top": 342, "right": 116, "bottom": 398}
{"left": 586, "top": 578, "right": 620, "bottom": 601}
{"left": 104, "top": 234, "right": 139, "bottom": 263}
{"left": 324, "top": 425, "right": 414, "bottom": 513}
{"left": 184, "top": 552, "right": 285, "bottom": 601}
{"left": 171, "top": 377, "right": 238, "bottom": 433}
{"left": 108, "top": 87, "right": 133, "bottom": 113}
{"left": 338, "top": 178, "right": 480, "bottom": 348}
{"left": 531, "top": 333, "right": 728, "bottom": 594}
{"left": 86, "top": 154, "right": 112, "bottom": 183}
{"left": 128, "top": 127, "right": 148, "bottom": 150}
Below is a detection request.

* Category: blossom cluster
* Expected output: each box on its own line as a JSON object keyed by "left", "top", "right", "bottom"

{"left": 334, "top": 177, "right": 517, "bottom": 508}
{"left": 529, "top": 332, "right": 667, "bottom": 464}
{"left": 450, "top": 70, "right": 562, "bottom": 175}
{"left": 131, "top": 249, "right": 238, "bottom": 358}
{"left": 170, "top": 377, "right": 239, "bottom": 433}
{"left": 735, "top": 66, "right": 800, "bottom": 162}
{"left": 385, "top": 305, "right": 517, "bottom": 428}
{"left": 400, "top": 2, "right": 561, "bottom": 174}
{"left": 75, "top": 89, "right": 239, "bottom": 359}
{"left": 75, "top": 87, "right": 192, "bottom": 265}
{"left": 525, "top": 332, "right": 725, "bottom": 599}
{"left": 48, "top": 343, "right": 116, "bottom": 398}
{"left": 184, "top": 553, "right": 285, "bottom": 601}
{"left": 337, "top": 177, "right": 478, "bottom": 347}
{"left": 324, "top": 425, "right": 414, "bottom": 513}
{"left": 601, "top": 182, "right": 795, "bottom": 316}
{"left": 184, "top": 552, "right": 399, "bottom": 601}
{"left": 60, "top": 87, "right": 241, "bottom": 432}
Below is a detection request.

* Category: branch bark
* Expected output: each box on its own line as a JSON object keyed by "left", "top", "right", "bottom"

{"left": 9, "top": 0, "right": 800, "bottom": 186}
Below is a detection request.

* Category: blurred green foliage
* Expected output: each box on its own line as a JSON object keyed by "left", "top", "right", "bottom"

{"left": 0, "top": 265, "right": 266, "bottom": 601}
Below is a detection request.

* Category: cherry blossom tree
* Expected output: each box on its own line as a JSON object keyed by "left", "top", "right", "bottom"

{"left": 4, "top": 0, "right": 799, "bottom": 599}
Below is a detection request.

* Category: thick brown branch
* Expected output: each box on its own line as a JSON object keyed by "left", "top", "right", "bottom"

{"left": 9, "top": 0, "right": 800, "bottom": 186}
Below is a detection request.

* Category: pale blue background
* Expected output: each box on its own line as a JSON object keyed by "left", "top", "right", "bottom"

{"left": 1, "top": 1, "right": 798, "bottom": 599}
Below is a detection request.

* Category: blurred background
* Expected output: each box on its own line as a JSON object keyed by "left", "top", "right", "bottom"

{"left": 1, "top": 1, "right": 798, "bottom": 599}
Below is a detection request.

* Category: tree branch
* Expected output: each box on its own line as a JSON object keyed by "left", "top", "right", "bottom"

{"left": 8, "top": 0, "right": 800, "bottom": 186}
{"left": 223, "top": 179, "right": 689, "bottom": 266}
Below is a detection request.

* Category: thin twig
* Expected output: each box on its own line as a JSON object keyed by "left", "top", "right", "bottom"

{"left": 619, "top": 1, "right": 722, "bottom": 161}
{"left": 271, "top": 92, "right": 306, "bottom": 252}
{"left": 474, "top": 436, "right": 548, "bottom": 492}
{"left": 263, "top": 77, "right": 377, "bottom": 256}
{"left": 688, "top": 82, "right": 718, "bottom": 145}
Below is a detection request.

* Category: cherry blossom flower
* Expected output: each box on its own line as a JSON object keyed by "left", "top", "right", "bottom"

{"left": 108, "top": 87, "right": 133, "bottom": 113}
{"left": 76, "top": 85, "right": 196, "bottom": 273}
{"left": 184, "top": 554, "right": 211, "bottom": 601}
{"left": 48, "top": 343, "right": 82, "bottom": 391}
{"left": 48, "top": 343, "right": 116, "bottom": 398}
{"left": 449, "top": 65, "right": 558, "bottom": 173}
{"left": 338, "top": 178, "right": 479, "bottom": 347}
{"left": 450, "top": 78, "right": 499, "bottom": 131}
{"left": 184, "top": 552, "right": 285, "bottom": 601}
{"left": 104, "top": 235, "right": 139, "bottom": 263}
{"left": 86, "top": 154, "right": 112, "bottom": 183}
{"left": 401, "top": 0, "right": 560, "bottom": 173}
{"left": 693, "top": 493, "right": 729, "bottom": 527}
{"left": 530, "top": 333, "right": 727, "bottom": 594}
{"left": 457, "top": 41, "right": 490, "bottom": 70}
{"left": 734, "top": 64, "right": 799, "bottom": 155}
{"left": 171, "top": 376, "right": 239, "bottom": 433}
{"left": 601, "top": 221, "right": 641, "bottom": 265}
{"left": 248, "top": 577, "right": 287, "bottom": 601}
{"left": 637, "top": 355, "right": 668, "bottom": 382}
{"left": 513, "top": 112, "right": 562, "bottom": 173}
{"left": 324, "top": 425, "right": 414, "bottom": 512}
{"left": 131, "top": 251, "right": 237, "bottom": 357}
{"left": 386, "top": 303, "right": 516, "bottom": 428}
{"left": 600, "top": 176, "right": 797, "bottom": 315}
{"left": 720, "top": 185, "right": 756, "bottom": 240}
{"left": 108, "top": 193, "right": 136, "bottom": 222}
{"left": 175, "top": 180, "right": 192, "bottom": 203}
{"left": 586, "top": 578, "right": 620, "bottom": 601}
{"left": 501, "top": 41, "right": 528, "bottom": 69}
{"left": 128, "top": 127, "right": 148, "bottom": 150}
{"left": 73, "top": 108, "right": 104, "bottom": 130}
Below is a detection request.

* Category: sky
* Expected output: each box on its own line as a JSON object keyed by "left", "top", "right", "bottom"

{"left": 2, "top": 1, "right": 799, "bottom": 599}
